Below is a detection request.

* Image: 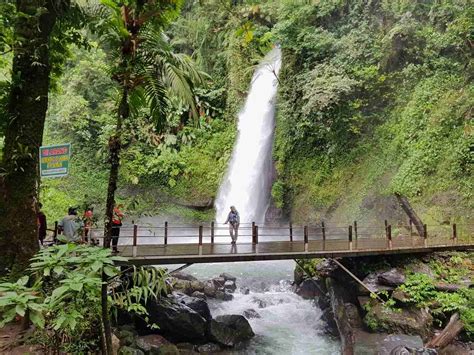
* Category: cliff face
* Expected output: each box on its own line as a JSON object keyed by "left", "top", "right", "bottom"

{"left": 272, "top": 1, "right": 473, "bottom": 226}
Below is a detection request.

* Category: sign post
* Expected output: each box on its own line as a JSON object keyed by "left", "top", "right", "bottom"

{"left": 40, "top": 143, "right": 71, "bottom": 178}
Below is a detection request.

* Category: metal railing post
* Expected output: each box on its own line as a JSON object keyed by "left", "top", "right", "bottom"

{"left": 53, "top": 221, "right": 58, "bottom": 243}
{"left": 304, "top": 226, "right": 308, "bottom": 252}
{"left": 164, "top": 221, "right": 168, "bottom": 245}
{"left": 255, "top": 225, "right": 259, "bottom": 248}
{"left": 289, "top": 222, "right": 293, "bottom": 242}
{"left": 211, "top": 221, "right": 215, "bottom": 244}
{"left": 353, "top": 221, "right": 358, "bottom": 249}
{"left": 423, "top": 224, "right": 427, "bottom": 247}
{"left": 349, "top": 225, "right": 353, "bottom": 251}
{"left": 133, "top": 224, "right": 138, "bottom": 257}
{"left": 452, "top": 223, "right": 457, "bottom": 244}
{"left": 387, "top": 225, "right": 392, "bottom": 249}
{"left": 321, "top": 221, "right": 326, "bottom": 251}
{"left": 199, "top": 225, "right": 203, "bottom": 255}
{"left": 252, "top": 222, "right": 256, "bottom": 244}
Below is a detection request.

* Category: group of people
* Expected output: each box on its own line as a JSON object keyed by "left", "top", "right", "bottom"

{"left": 37, "top": 204, "right": 241, "bottom": 251}
{"left": 37, "top": 203, "right": 124, "bottom": 253}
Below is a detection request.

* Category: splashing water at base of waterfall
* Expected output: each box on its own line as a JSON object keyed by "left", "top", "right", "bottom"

{"left": 215, "top": 48, "right": 282, "bottom": 224}
{"left": 186, "top": 261, "right": 340, "bottom": 355}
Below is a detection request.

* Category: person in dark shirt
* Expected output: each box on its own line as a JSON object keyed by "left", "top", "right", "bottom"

{"left": 37, "top": 203, "right": 47, "bottom": 245}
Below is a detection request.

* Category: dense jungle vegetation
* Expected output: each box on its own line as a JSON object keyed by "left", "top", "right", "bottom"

{"left": 3, "top": 0, "right": 469, "bottom": 227}
{"left": 0, "top": 0, "right": 472, "bottom": 245}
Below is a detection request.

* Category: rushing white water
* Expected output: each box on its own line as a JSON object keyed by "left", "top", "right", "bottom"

{"left": 187, "top": 261, "right": 340, "bottom": 354}
{"left": 215, "top": 48, "right": 282, "bottom": 224}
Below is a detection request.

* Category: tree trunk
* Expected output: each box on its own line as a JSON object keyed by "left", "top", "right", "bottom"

{"left": 426, "top": 313, "right": 463, "bottom": 349}
{"left": 103, "top": 87, "right": 128, "bottom": 247}
{"left": 101, "top": 271, "right": 112, "bottom": 355}
{"left": 395, "top": 193, "right": 425, "bottom": 237}
{"left": 0, "top": 0, "right": 58, "bottom": 273}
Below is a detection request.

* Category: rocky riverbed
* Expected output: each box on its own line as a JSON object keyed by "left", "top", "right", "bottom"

{"left": 114, "top": 272, "right": 256, "bottom": 354}
{"left": 293, "top": 252, "right": 474, "bottom": 355}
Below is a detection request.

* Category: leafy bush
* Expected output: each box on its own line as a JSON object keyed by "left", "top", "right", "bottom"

{"left": 0, "top": 244, "right": 169, "bottom": 353}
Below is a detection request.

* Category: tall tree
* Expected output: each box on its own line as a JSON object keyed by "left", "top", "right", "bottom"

{"left": 0, "top": 0, "right": 85, "bottom": 273}
{"left": 94, "top": 0, "right": 205, "bottom": 246}
{"left": 0, "top": 0, "right": 63, "bottom": 273}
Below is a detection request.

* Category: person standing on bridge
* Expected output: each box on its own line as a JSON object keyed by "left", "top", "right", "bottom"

{"left": 111, "top": 204, "right": 124, "bottom": 253}
{"left": 225, "top": 206, "right": 240, "bottom": 244}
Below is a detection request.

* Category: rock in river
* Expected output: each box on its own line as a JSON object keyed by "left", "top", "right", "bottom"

{"left": 295, "top": 278, "right": 323, "bottom": 299}
{"left": 209, "top": 315, "right": 255, "bottom": 347}
{"left": 377, "top": 268, "right": 406, "bottom": 287}
{"left": 174, "top": 293, "right": 212, "bottom": 321}
{"left": 365, "top": 303, "right": 433, "bottom": 339}
{"left": 136, "top": 298, "right": 207, "bottom": 343}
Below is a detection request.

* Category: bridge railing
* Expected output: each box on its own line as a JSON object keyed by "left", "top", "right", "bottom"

{"left": 76, "top": 221, "right": 474, "bottom": 258}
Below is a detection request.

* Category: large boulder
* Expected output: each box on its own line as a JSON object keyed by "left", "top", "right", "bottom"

{"left": 136, "top": 335, "right": 170, "bottom": 354}
{"left": 203, "top": 281, "right": 217, "bottom": 297}
{"left": 360, "top": 273, "right": 394, "bottom": 295}
{"left": 219, "top": 273, "right": 237, "bottom": 282}
{"left": 378, "top": 269, "right": 406, "bottom": 287}
{"left": 365, "top": 303, "right": 433, "bottom": 339}
{"left": 295, "top": 278, "right": 323, "bottom": 299}
{"left": 209, "top": 315, "right": 255, "bottom": 347}
{"left": 212, "top": 277, "right": 226, "bottom": 289}
{"left": 174, "top": 293, "right": 212, "bottom": 321}
{"left": 171, "top": 279, "right": 205, "bottom": 296}
{"left": 136, "top": 298, "right": 208, "bottom": 343}
{"left": 224, "top": 280, "right": 237, "bottom": 293}
{"left": 388, "top": 345, "right": 437, "bottom": 355}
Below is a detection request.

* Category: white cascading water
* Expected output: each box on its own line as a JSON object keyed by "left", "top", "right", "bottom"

{"left": 190, "top": 49, "right": 339, "bottom": 354}
{"left": 215, "top": 48, "right": 282, "bottom": 224}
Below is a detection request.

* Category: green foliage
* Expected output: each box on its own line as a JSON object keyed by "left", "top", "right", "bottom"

{"left": 398, "top": 273, "right": 436, "bottom": 306}
{"left": 271, "top": 0, "right": 473, "bottom": 223}
{"left": 0, "top": 244, "right": 169, "bottom": 353}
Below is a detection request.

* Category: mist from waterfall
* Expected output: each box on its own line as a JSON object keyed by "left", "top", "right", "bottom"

{"left": 215, "top": 48, "right": 281, "bottom": 224}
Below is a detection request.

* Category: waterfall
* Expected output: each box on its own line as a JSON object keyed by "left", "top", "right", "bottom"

{"left": 215, "top": 48, "right": 282, "bottom": 224}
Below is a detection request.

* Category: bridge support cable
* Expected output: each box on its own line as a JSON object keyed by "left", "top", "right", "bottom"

{"left": 331, "top": 259, "right": 384, "bottom": 303}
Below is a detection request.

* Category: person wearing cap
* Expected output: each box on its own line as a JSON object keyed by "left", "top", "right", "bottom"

{"left": 58, "top": 207, "right": 84, "bottom": 243}
{"left": 224, "top": 206, "right": 240, "bottom": 244}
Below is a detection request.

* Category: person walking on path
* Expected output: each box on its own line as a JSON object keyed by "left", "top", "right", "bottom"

{"left": 225, "top": 206, "right": 240, "bottom": 244}
{"left": 58, "top": 207, "right": 84, "bottom": 243}
{"left": 37, "top": 203, "right": 47, "bottom": 246}
{"left": 111, "top": 204, "right": 124, "bottom": 253}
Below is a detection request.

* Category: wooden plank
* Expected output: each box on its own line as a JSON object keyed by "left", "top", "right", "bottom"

{"left": 121, "top": 243, "right": 474, "bottom": 265}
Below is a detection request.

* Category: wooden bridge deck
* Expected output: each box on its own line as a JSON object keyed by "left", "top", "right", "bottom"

{"left": 88, "top": 222, "right": 474, "bottom": 265}
{"left": 118, "top": 240, "right": 473, "bottom": 265}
